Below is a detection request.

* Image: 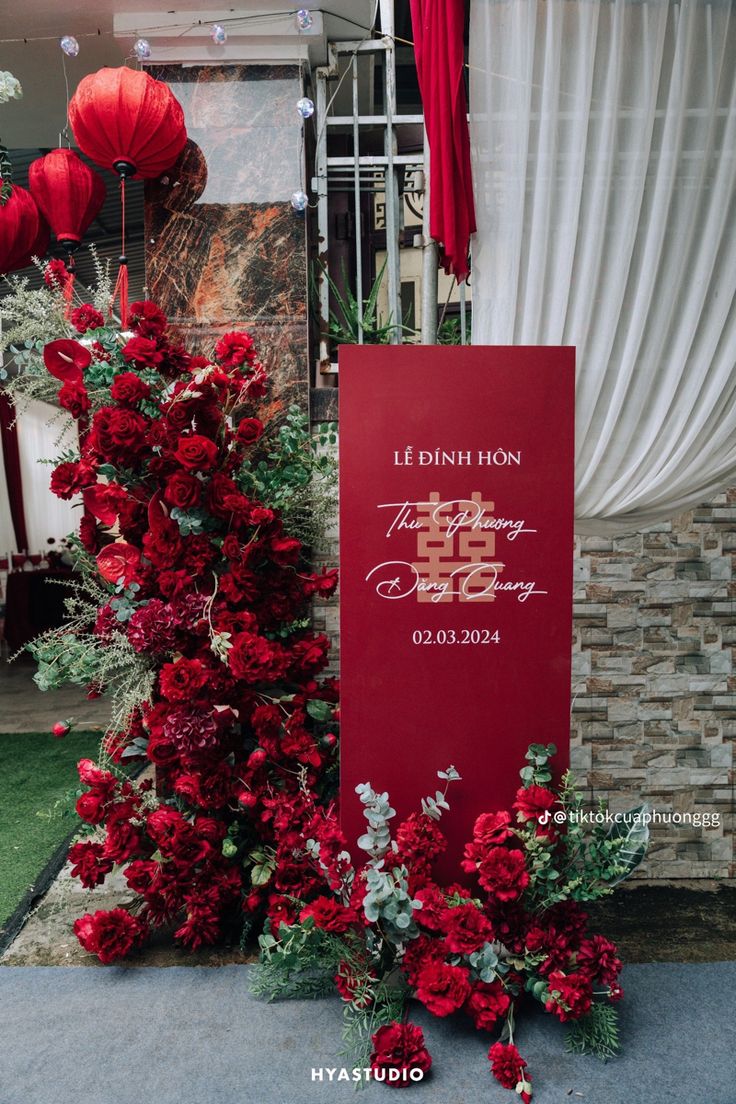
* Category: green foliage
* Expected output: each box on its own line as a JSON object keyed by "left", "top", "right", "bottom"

{"left": 251, "top": 919, "right": 347, "bottom": 1002}
{"left": 236, "top": 405, "right": 337, "bottom": 550}
{"left": 565, "top": 1002, "right": 621, "bottom": 1061}
{"left": 519, "top": 742, "right": 556, "bottom": 787}
{"left": 341, "top": 977, "right": 408, "bottom": 1070}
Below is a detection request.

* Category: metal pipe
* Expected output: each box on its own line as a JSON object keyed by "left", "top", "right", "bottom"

{"left": 420, "top": 125, "right": 438, "bottom": 344}
{"left": 315, "top": 67, "right": 332, "bottom": 380}
{"left": 351, "top": 53, "right": 364, "bottom": 343}
{"left": 459, "top": 279, "right": 467, "bottom": 345}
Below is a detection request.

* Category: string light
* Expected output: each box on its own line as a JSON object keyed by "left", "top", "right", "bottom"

{"left": 296, "top": 9, "right": 314, "bottom": 31}
{"left": 133, "top": 38, "right": 151, "bottom": 60}
{"left": 211, "top": 24, "right": 227, "bottom": 45}
{"left": 59, "top": 35, "right": 79, "bottom": 57}
{"left": 291, "top": 190, "right": 309, "bottom": 212}
{"left": 296, "top": 96, "right": 314, "bottom": 119}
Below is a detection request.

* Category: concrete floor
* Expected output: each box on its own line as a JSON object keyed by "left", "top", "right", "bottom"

{"left": 0, "top": 658, "right": 111, "bottom": 732}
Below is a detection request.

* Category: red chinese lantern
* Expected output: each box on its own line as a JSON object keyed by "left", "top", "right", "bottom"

{"left": 68, "top": 67, "right": 187, "bottom": 325}
{"left": 28, "top": 149, "right": 106, "bottom": 257}
{"left": 0, "top": 185, "right": 49, "bottom": 274}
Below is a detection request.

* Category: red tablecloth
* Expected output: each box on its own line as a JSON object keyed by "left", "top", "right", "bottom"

{"left": 3, "top": 569, "right": 74, "bottom": 652}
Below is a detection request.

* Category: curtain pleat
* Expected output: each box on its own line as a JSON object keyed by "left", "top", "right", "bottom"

{"left": 469, "top": 0, "right": 736, "bottom": 533}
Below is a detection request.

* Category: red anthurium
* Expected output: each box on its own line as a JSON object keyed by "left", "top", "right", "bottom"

{"left": 147, "top": 491, "right": 171, "bottom": 536}
{"left": 96, "top": 542, "right": 141, "bottom": 585}
{"left": 84, "top": 485, "right": 120, "bottom": 527}
{"left": 43, "top": 339, "right": 92, "bottom": 384}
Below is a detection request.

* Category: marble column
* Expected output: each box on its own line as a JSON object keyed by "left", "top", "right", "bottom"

{"left": 144, "top": 64, "right": 309, "bottom": 419}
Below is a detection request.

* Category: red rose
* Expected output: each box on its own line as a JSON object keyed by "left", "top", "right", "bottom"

{"left": 75, "top": 791, "right": 106, "bottom": 824}
{"left": 58, "top": 381, "right": 91, "bottom": 419}
{"left": 174, "top": 433, "right": 219, "bottom": 471}
{"left": 236, "top": 417, "right": 264, "bottom": 445}
{"left": 465, "top": 980, "right": 511, "bottom": 1030}
{"left": 299, "top": 896, "right": 358, "bottom": 933}
{"left": 488, "top": 1042, "right": 531, "bottom": 1101}
{"left": 71, "top": 304, "right": 104, "bottom": 333}
{"left": 370, "top": 1021, "right": 432, "bottom": 1087}
{"left": 442, "top": 901, "right": 494, "bottom": 954}
{"left": 415, "top": 961, "right": 471, "bottom": 1017}
{"left": 110, "top": 371, "right": 151, "bottom": 406}
{"left": 96, "top": 542, "right": 141, "bottom": 585}
{"left": 478, "top": 847, "right": 529, "bottom": 901}
{"left": 214, "top": 330, "right": 257, "bottom": 368}
{"left": 90, "top": 406, "right": 147, "bottom": 461}
{"left": 545, "top": 970, "right": 593, "bottom": 1021}
{"left": 122, "top": 336, "right": 164, "bottom": 367}
{"left": 159, "top": 658, "right": 206, "bottom": 702}
{"left": 514, "top": 784, "right": 557, "bottom": 823}
{"left": 163, "top": 471, "right": 201, "bottom": 510}
{"left": 73, "top": 907, "right": 147, "bottom": 964}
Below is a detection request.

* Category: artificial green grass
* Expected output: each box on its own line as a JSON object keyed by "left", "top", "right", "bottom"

{"left": 0, "top": 730, "right": 101, "bottom": 931}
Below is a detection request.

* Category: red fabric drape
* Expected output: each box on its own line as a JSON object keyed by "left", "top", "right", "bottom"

{"left": 0, "top": 392, "right": 28, "bottom": 551}
{"left": 409, "top": 0, "right": 476, "bottom": 282}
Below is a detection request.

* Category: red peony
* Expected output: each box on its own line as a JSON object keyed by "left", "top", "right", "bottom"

{"left": 478, "top": 847, "right": 529, "bottom": 901}
{"left": 73, "top": 908, "right": 147, "bottom": 964}
{"left": 159, "top": 658, "right": 207, "bottom": 702}
{"left": 299, "top": 896, "right": 358, "bottom": 933}
{"left": 71, "top": 304, "right": 104, "bottom": 333}
{"left": 415, "top": 961, "right": 471, "bottom": 1017}
{"left": 370, "top": 1021, "right": 432, "bottom": 1087}
{"left": 122, "top": 336, "right": 164, "bottom": 367}
{"left": 173, "top": 433, "right": 219, "bottom": 472}
{"left": 214, "top": 330, "right": 257, "bottom": 368}
{"left": 128, "top": 300, "right": 167, "bottom": 337}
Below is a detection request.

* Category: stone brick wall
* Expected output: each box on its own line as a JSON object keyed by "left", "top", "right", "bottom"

{"left": 311, "top": 412, "right": 734, "bottom": 882}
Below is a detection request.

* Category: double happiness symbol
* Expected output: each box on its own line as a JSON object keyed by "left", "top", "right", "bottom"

{"left": 412, "top": 492, "right": 504, "bottom": 604}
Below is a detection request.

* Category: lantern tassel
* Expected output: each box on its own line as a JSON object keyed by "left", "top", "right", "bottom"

{"left": 111, "top": 175, "right": 129, "bottom": 328}
{"left": 63, "top": 257, "right": 75, "bottom": 319}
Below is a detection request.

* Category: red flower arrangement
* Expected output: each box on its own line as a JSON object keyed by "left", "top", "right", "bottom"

{"left": 28, "top": 297, "right": 339, "bottom": 960}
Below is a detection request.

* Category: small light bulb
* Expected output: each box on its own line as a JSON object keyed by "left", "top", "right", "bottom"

{"left": 296, "top": 97, "right": 315, "bottom": 120}
{"left": 296, "top": 9, "right": 314, "bottom": 31}
{"left": 291, "top": 190, "right": 309, "bottom": 212}
{"left": 211, "top": 23, "right": 227, "bottom": 45}
{"left": 133, "top": 38, "right": 151, "bottom": 60}
{"left": 60, "top": 36, "right": 80, "bottom": 57}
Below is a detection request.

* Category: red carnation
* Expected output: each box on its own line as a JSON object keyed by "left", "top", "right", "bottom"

{"left": 214, "top": 330, "right": 257, "bottom": 369}
{"left": 478, "top": 847, "right": 529, "bottom": 902}
{"left": 465, "top": 980, "right": 511, "bottom": 1031}
{"left": 44, "top": 258, "right": 69, "bottom": 290}
{"left": 514, "top": 784, "right": 557, "bottom": 823}
{"left": 68, "top": 841, "right": 114, "bottom": 889}
{"left": 71, "top": 304, "right": 104, "bottom": 333}
{"left": 545, "top": 970, "right": 593, "bottom": 1021}
{"left": 49, "top": 459, "right": 96, "bottom": 500}
{"left": 415, "top": 961, "right": 471, "bottom": 1017}
{"left": 488, "top": 1042, "right": 532, "bottom": 1102}
{"left": 299, "top": 896, "right": 358, "bottom": 933}
{"left": 128, "top": 300, "right": 167, "bottom": 338}
{"left": 58, "top": 381, "right": 90, "bottom": 420}
{"left": 73, "top": 907, "right": 147, "bottom": 964}
{"left": 370, "top": 1021, "right": 432, "bottom": 1087}
{"left": 174, "top": 434, "right": 219, "bottom": 471}
{"left": 442, "top": 901, "right": 493, "bottom": 954}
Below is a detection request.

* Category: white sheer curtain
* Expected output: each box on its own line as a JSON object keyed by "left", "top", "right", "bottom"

{"left": 16, "top": 400, "right": 79, "bottom": 551}
{"left": 469, "top": 0, "right": 736, "bottom": 533}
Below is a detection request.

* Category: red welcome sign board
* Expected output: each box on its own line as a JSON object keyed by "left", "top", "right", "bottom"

{"left": 339, "top": 346, "right": 575, "bottom": 876}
